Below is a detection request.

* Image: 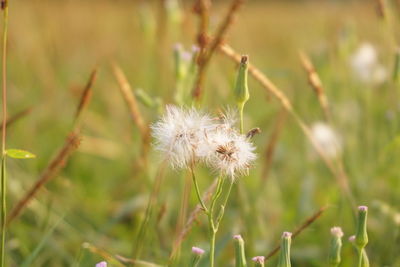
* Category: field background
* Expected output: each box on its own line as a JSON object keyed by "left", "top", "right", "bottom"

{"left": 5, "top": 0, "right": 400, "bottom": 266}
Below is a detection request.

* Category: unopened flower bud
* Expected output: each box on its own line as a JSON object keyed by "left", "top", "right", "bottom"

{"left": 95, "top": 261, "right": 107, "bottom": 267}
{"left": 278, "top": 232, "right": 292, "bottom": 267}
{"left": 252, "top": 256, "right": 265, "bottom": 267}
{"left": 233, "top": 235, "right": 247, "bottom": 267}
{"left": 190, "top": 246, "right": 205, "bottom": 267}
{"left": 355, "top": 206, "right": 368, "bottom": 249}
{"left": 328, "top": 227, "right": 343, "bottom": 267}
{"left": 234, "top": 55, "right": 250, "bottom": 106}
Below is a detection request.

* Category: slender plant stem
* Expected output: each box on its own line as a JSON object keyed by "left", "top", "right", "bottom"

{"left": 0, "top": 2, "right": 8, "bottom": 266}
{"left": 357, "top": 248, "right": 363, "bottom": 267}
{"left": 190, "top": 166, "right": 208, "bottom": 213}
{"left": 207, "top": 175, "right": 225, "bottom": 267}
{"left": 0, "top": 157, "right": 5, "bottom": 267}
{"left": 215, "top": 179, "right": 234, "bottom": 227}
{"left": 238, "top": 103, "right": 244, "bottom": 134}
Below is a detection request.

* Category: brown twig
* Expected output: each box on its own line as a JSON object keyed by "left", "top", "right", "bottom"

{"left": 7, "top": 133, "right": 81, "bottom": 225}
{"left": 298, "top": 51, "right": 331, "bottom": 122}
{"left": 265, "top": 206, "right": 328, "bottom": 260}
{"left": 219, "top": 43, "right": 355, "bottom": 209}
{"left": 0, "top": 107, "right": 32, "bottom": 131}
{"left": 192, "top": 0, "right": 246, "bottom": 101}
{"left": 73, "top": 68, "right": 97, "bottom": 128}
{"left": 261, "top": 108, "right": 287, "bottom": 182}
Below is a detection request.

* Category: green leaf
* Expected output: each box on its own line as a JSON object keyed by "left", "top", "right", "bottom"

{"left": 6, "top": 149, "right": 36, "bottom": 159}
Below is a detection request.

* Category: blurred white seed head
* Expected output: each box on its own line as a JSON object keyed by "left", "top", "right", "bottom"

{"left": 311, "top": 122, "right": 342, "bottom": 159}
{"left": 350, "top": 42, "right": 387, "bottom": 85}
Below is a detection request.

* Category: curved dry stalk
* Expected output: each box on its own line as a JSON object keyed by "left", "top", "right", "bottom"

{"left": 219, "top": 43, "right": 355, "bottom": 209}
{"left": 192, "top": 0, "right": 246, "bottom": 101}
{"left": 265, "top": 206, "right": 327, "bottom": 261}
{"left": 7, "top": 133, "right": 81, "bottom": 225}
{"left": 169, "top": 179, "right": 217, "bottom": 261}
{"left": 298, "top": 51, "right": 331, "bottom": 122}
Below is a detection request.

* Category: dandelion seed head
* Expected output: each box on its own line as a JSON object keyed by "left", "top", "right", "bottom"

{"left": 151, "top": 105, "right": 215, "bottom": 169}
{"left": 350, "top": 42, "right": 387, "bottom": 84}
{"left": 311, "top": 122, "right": 342, "bottom": 159}
{"left": 207, "top": 128, "right": 256, "bottom": 178}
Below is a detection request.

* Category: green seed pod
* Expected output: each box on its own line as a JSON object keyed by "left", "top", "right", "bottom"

{"left": 355, "top": 206, "right": 368, "bottom": 250}
{"left": 234, "top": 55, "right": 250, "bottom": 106}
{"left": 189, "top": 247, "right": 205, "bottom": 267}
{"left": 328, "top": 227, "right": 343, "bottom": 267}
{"left": 234, "top": 235, "right": 247, "bottom": 267}
{"left": 278, "top": 232, "right": 292, "bottom": 267}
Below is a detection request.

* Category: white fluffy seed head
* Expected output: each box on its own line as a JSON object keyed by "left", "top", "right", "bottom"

{"left": 151, "top": 105, "right": 257, "bottom": 177}
{"left": 330, "top": 226, "right": 344, "bottom": 238}
{"left": 350, "top": 42, "right": 387, "bottom": 84}
{"left": 311, "top": 122, "right": 342, "bottom": 159}
{"left": 151, "top": 105, "right": 215, "bottom": 169}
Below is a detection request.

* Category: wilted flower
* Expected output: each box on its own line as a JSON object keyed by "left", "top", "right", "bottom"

{"left": 350, "top": 42, "right": 387, "bottom": 85}
{"left": 151, "top": 105, "right": 215, "bottom": 169}
{"left": 311, "top": 122, "right": 342, "bottom": 159}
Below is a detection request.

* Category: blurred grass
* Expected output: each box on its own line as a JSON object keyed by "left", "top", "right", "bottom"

{"left": 4, "top": 0, "right": 400, "bottom": 266}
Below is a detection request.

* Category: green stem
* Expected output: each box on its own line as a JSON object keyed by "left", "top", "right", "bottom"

{"left": 238, "top": 102, "right": 244, "bottom": 134}
{"left": 208, "top": 175, "right": 224, "bottom": 267}
{"left": 190, "top": 166, "right": 208, "bottom": 213}
{"left": 0, "top": 2, "right": 8, "bottom": 266}
{"left": 216, "top": 179, "right": 234, "bottom": 228}
{"left": 0, "top": 157, "right": 5, "bottom": 267}
{"left": 357, "top": 249, "right": 362, "bottom": 267}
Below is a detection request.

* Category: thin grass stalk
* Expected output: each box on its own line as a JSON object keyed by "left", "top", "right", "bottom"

{"left": 219, "top": 43, "right": 356, "bottom": 209}
{"left": 298, "top": 51, "right": 331, "bottom": 122}
{"left": 112, "top": 63, "right": 150, "bottom": 167}
{"left": 261, "top": 108, "right": 287, "bottom": 182}
{"left": 192, "top": 0, "right": 245, "bottom": 101}
{"left": 0, "top": 1, "right": 8, "bottom": 265}
{"left": 6, "top": 133, "right": 80, "bottom": 225}
{"left": 133, "top": 161, "right": 167, "bottom": 260}
{"left": 265, "top": 206, "right": 327, "bottom": 260}
{"left": 73, "top": 68, "right": 97, "bottom": 129}
{"left": 169, "top": 179, "right": 217, "bottom": 260}
{"left": 0, "top": 107, "right": 32, "bottom": 131}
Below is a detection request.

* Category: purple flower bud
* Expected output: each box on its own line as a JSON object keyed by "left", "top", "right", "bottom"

{"left": 330, "top": 226, "right": 344, "bottom": 238}
{"left": 358, "top": 206, "right": 368, "bottom": 212}
{"left": 95, "top": 261, "right": 107, "bottom": 267}
{"left": 192, "top": 246, "right": 205, "bottom": 256}
{"left": 282, "top": 231, "right": 292, "bottom": 238}
{"left": 252, "top": 256, "right": 265, "bottom": 263}
{"left": 348, "top": 235, "right": 356, "bottom": 242}
{"left": 233, "top": 234, "right": 242, "bottom": 240}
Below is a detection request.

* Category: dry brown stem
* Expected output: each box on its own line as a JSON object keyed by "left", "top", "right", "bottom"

{"left": 265, "top": 206, "right": 327, "bottom": 260}
{"left": 298, "top": 51, "right": 331, "bottom": 122}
